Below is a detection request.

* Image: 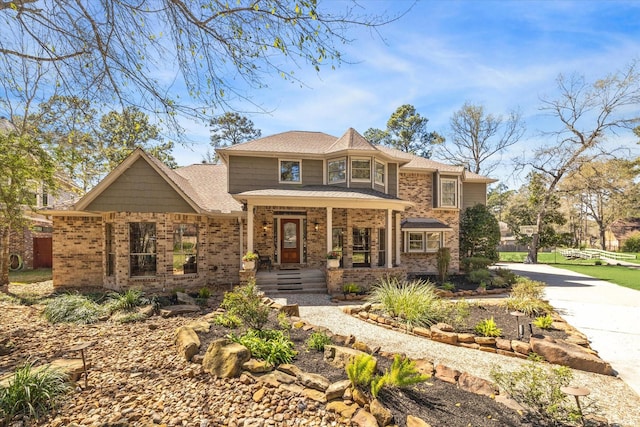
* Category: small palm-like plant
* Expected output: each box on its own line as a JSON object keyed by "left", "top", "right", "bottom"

{"left": 372, "top": 354, "right": 429, "bottom": 398}
{"left": 474, "top": 317, "right": 502, "bottom": 337}
{"left": 346, "top": 353, "right": 377, "bottom": 390}
{"left": 533, "top": 314, "right": 554, "bottom": 329}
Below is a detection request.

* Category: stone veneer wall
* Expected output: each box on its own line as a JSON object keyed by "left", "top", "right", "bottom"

{"left": 398, "top": 172, "right": 461, "bottom": 274}
{"left": 53, "top": 213, "right": 241, "bottom": 292}
{"left": 53, "top": 216, "right": 103, "bottom": 288}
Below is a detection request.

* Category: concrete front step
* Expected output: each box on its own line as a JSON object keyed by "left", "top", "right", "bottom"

{"left": 256, "top": 269, "right": 327, "bottom": 294}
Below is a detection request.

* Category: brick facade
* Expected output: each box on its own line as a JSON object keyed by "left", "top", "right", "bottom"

{"left": 53, "top": 213, "right": 240, "bottom": 293}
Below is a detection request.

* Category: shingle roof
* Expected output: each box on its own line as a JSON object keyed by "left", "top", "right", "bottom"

{"left": 175, "top": 164, "right": 243, "bottom": 214}
{"left": 609, "top": 218, "right": 640, "bottom": 240}
{"left": 401, "top": 217, "right": 452, "bottom": 230}
{"left": 463, "top": 170, "right": 499, "bottom": 183}
{"left": 236, "top": 185, "right": 405, "bottom": 201}
{"left": 221, "top": 131, "right": 338, "bottom": 154}
{"left": 327, "top": 128, "right": 378, "bottom": 153}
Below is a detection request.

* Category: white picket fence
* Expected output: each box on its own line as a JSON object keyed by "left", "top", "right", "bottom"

{"left": 560, "top": 248, "right": 637, "bottom": 261}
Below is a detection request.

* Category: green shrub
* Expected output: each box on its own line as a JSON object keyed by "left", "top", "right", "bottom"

{"left": 108, "top": 289, "right": 146, "bottom": 313}
{"left": 467, "top": 269, "right": 491, "bottom": 285}
{"left": 371, "top": 354, "right": 429, "bottom": 398}
{"left": 622, "top": 232, "right": 640, "bottom": 252}
{"left": 229, "top": 329, "right": 296, "bottom": 367}
{"left": 436, "top": 247, "right": 451, "bottom": 283}
{"left": 474, "top": 317, "right": 502, "bottom": 337}
{"left": 0, "top": 361, "right": 70, "bottom": 423}
{"left": 212, "top": 312, "right": 242, "bottom": 328}
{"left": 116, "top": 312, "right": 146, "bottom": 323}
{"left": 491, "top": 276, "right": 507, "bottom": 288}
{"left": 491, "top": 362, "right": 583, "bottom": 425}
{"left": 368, "top": 276, "right": 447, "bottom": 327}
{"left": 197, "top": 287, "right": 211, "bottom": 299}
{"left": 221, "top": 279, "right": 269, "bottom": 330}
{"left": 343, "top": 283, "right": 362, "bottom": 294}
{"left": 493, "top": 267, "right": 518, "bottom": 285}
{"left": 461, "top": 256, "right": 494, "bottom": 273}
{"left": 305, "top": 331, "right": 332, "bottom": 352}
{"left": 43, "top": 293, "right": 104, "bottom": 324}
{"left": 533, "top": 314, "right": 554, "bottom": 329}
{"left": 277, "top": 312, "right": 291, "bottom": 330}
{"left": 440, "top": 282, "right": 455, "bottom": 292}
{"left": 346, "top": 353, "right": 377, "bottom": 390}
{"left": 505, "top": 297, "right": 552, "bottom": 317}
{"left": 510, "top": 278, "right": 545, "bottom": 299}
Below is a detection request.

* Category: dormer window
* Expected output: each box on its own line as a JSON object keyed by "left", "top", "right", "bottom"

{"left": 328, "top": 158, "right": 346, "bottom": 183}
{"left": 351, "top": 158, "right": 371, "bottom": 181}
{"left": 374, "top": 161, "right": 385, "bottom": 185}
{"left": 279, "top": 159, "right": 301, "bottom": 183}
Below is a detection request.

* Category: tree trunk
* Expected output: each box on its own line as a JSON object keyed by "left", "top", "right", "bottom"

{"left": 0, "top": 226, "right": 10, "bottom": 291}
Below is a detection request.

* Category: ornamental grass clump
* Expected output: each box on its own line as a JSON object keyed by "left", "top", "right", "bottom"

{"left": 371, "top": 354, "right": 430, "bottom": 398}
{"left": 305, "top": 331, "right": 332, "bottom": 352}
{"left": 229, "top": 329, "right": 296, "bottom": 367}
{"left": 107, "top": 289, "right": 147, "bottom": 313}
{"left": 43, "top": 293, "right": 105, "bottom": 324}
{"left": 505, "top": 278, "right": 552, "bottom": 316}
{"left": 368, "top": 276, "right": 446, "bottom": 327}
{"left": 0, "top": 361, "right": 70, "bottom": 424}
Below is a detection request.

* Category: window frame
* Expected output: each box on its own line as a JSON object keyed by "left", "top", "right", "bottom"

{"left": 173, "top": 223, "right": 198, "bottom": 275}
{"left": 404, "top": 231, "right": 443, "bottom": 253}
{"left": 440, "top": 177, "right": 458, "bottom": 208}
{"left": 105, "top": 223, "right": 115, "bottom": 277}
{"left": 279, "top": 159, "right": 302, "bottom": 184}
{"left": 129, "top": 222, "right": 157, "bottom": 277}
{"left": 374, "top": 161, "right": 385, "bottom": 186}
{"left": 327, "top": 158, "right": 347, "bottom": 184}
{"left": 352, "top": 227, "right": 371, "bottom": 267}
{"left": 351, "top": 158, "right": 371, "bottom": 182}
{"left": 407, "top": 232, "right": 425, "bottom": 252}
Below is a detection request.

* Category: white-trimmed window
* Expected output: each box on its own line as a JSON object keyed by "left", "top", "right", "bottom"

{"left": 129, "top": 222, "right": 157, "bottom": 277}
{"left": 404, "top": 231, "right": 442, "bottom": 253}
{"left": 440, "top": 178, "right": 458, "bottom": 208}
{"left": 374, "top": 161, "right": 385, "bottom": 185}
{"left": 351, "top": 158, "right": 371, "bottom": 181}
{"left": 279, "top": 159, "right": 301, "bottom": 183}
{"left": 328, "top": 158, "right": 346, "bottom": 183}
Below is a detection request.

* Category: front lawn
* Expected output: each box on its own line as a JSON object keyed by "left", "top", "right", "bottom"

{"left": 9, "top": 268, "right": 52, "bottom": 284}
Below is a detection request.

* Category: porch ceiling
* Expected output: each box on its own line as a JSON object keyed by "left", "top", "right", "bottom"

{"left": 233, "top": 186, "right": 413, "bottom": 210}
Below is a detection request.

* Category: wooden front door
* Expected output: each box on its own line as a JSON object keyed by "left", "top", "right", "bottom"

{"left": 33, "top": 237, "right": 52, "bottom": 268}
{"left": 280, "top": 219, "right": 300, "bottom": 264}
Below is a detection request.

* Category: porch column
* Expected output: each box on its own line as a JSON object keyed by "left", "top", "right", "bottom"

{"left": 238, "top": 217, "right": 244, "bottom": 268}
{"left": 326, "top": 207, "right": 333, "bottom": 253}
{"left": 395, "top": 212, "right": 401, "bottom": 266}
{"left": 386, "top": 209, "right": 393, "bottom": 268}
{"left": 247, "top": 203, "right": 254, "bottom": 253}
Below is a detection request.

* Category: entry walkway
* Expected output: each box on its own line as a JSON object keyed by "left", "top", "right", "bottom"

{"left": 503, "top": 262, "right": 640, "bottom": 398}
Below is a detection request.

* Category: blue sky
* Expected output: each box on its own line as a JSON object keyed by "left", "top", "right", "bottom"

{"left": 173, "top": 0, "right": 640, "bottom": 187}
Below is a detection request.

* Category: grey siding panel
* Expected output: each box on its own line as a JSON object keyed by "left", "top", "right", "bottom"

{"left": 86, "top": 158, "right": 196, "bottom": 213}
{"left": 462, "top": 182, "right": 487, "bottom": 209}
{"left": 302, "top": 159, "right": 323, "bottom": 185}
{"left": 388, "top": 164, "right": 398, "bottom": 197}
{"left": 228, "top": 156, "right": 278, "bottom": 193}
{"left": 350, "top": 181, "right": 373, "bottom": 190}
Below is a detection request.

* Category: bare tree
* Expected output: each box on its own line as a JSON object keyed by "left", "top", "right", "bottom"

{"left": 519, "top": 62, "right": 640, "bottom": 263}
{"left": 439, "top": 102, "right": 525, "bottom": 175}
{"left": 0, "top": 1, "right": 405, "bottom": 134}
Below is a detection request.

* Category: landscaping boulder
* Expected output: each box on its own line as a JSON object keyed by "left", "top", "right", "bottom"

{"left": 279, "top": 304, "right": 300, "bottom": 317}
{"left": 407, "top": 415, "right": 432, "bottom": 427}
{"left": 186, "top": 320, "right": 210, "bottom": 333}
{"left": 457, "top": 372, "right": 497, "bottom": 397}
{"left": 352, "top": 409, "right": 378, "bottom": 427}
{"left": 325, "top": 379, "right": 351, "bottom": 401}
{"left": 371, "top": 399, "right": 393, "bottom": 426}
{"left": 324, "top": 345, "right": 376, "bottom": 369}
{"left": 297, "top": 371, "right": 330, "bottom": 391}
{"left": 202, "top": 338, "right": 250, "bottom": 378}
{"left": 529, "top": 335, "right": 614, "bottom": 375}
{"left": 160, "top": 304, "right": 200, "bottom": 318}
{"left": 435, "top": 364, "right": 460, "bottom": 384}
{"left": 430, "top": 326, "right": 457, "bottom": 345}
{"left": 174, "top": 326, "right": 200, "bottom": 361}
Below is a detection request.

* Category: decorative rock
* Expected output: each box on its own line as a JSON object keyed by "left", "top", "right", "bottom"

{"left": 530, "top": 336, "right": 614, "bottom": 375}
{"left": 201, "top": 338, "right": 250, "bottom": 378}
{"left": 302, "top": 388, "right": 327, "bottom": 403}
{"left": 457, "top": 372, "right": 497, "bottom": 397}
{"left": 435, "top": 322, "right": 454, "bottom": 332}
{"left": 160, "top": 305, "right": 200, "bottom": 317}
{"left": 352, "top": 388, "right": 369, "bottom": 406}
{"left": 496, "top": 349, "right": 516, "bottom": 358}
{"left": 327, "top": 401, "right": 359, "bottom": 418}
{"left": 456, "top": 333, "right": 475, "bottom": 343}
{"left": 407, "top": 414, "right": 432, "bottom": 427}
{"left": 174, "top": 326, "right": 200, "bottom": 361}
{"left": 49, "top": 358, "right": 86, "bottom": 382}
{"left": 495, "top": 338, "right": 512, "bottom": 351}
{"left": 430, "top": 327, "right": 457, "bottom": 345}
{"left": 297, "top": 372, "right": 330, "bottom": 391}
{"left": 352, "top": 341, "right": 372, "bottom": 354}
{"left": 511, "top": 340, "right": 530, "bottom": 355}
{"left": 371, "top": 399, "right": 393, "bottom": 426}
{"left": 495, "top": 394, "right": 525, "bottom": 412}
{"left": 459, "top": 342, "right": 480, "bottom": 350}
{"left": 138, "top": 304, "right": 156, "bottom": 317}
{"left": 252, "top": 387, "right": 266, "bottom": 402}
{"left": 352, "top": 409, "right": 378, "bottom": 427}
{"left": 279, "top": 304, "right": 299, "bottom": 317}
{"left": 413, "top": 359, "right": 434, "bottom": 377}
{"left": 324, "top": 345, "right": 375, "bottom": 369}
{"left": 185, "top": 320, "right": 210, "bottom": 333}
{"left": 243, "top": 359, "right": 271, "bottom": 373}
{"left": 474, "top": 336, "right": 496, "bottom": 346}
{"left": 478, "top": 346, "right": 497, "bottom": 353}
{"left": 413, "top": 327, "right": 431, "bottom": 338}
{"left": 435, "top": 364, "right": 460, "bottom": 384}
{"left": 176, "top": 292, "right": 196, "bottom": 305}
{"left": 277, "top": 364, "right": 302, "bottom": 377}
{"left": 325, "top": 379, "right": 352, "bottom": 401}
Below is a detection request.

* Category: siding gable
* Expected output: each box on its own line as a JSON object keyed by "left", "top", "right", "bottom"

{"left": 85, "top": 157, "right": 196, "bottom": 213}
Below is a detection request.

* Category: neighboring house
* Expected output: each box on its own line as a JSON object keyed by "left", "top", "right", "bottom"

{"left": 606, "top": 218, "right": 640, "bottom": 251}
{"left": 50, "top": 129, "right": 495, "bottom": 294}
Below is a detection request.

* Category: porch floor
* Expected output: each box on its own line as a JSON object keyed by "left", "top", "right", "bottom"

{"left": 255, "top": 268, "right": 327, "bottom": 294}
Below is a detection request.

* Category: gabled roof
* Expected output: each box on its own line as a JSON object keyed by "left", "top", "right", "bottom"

{"left": 73, "top": 148, "right": 242, "bottom": 215}
{"left": 609, "top": 218, "right": 640, "bottom": 240}
{"left": 327, "top": 127, "right": 378, "bottom": 153}
{"left": 463, "top": 170, "right": 499, "bottom": 184}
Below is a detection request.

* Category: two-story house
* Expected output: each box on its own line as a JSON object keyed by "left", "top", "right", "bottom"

{"left": 50, "top": 128, "right": 495, "bottom": 294}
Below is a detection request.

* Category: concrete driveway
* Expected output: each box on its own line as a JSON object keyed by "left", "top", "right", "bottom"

{"left": 502, "top": 262, "right": 640, "bottom": 397}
